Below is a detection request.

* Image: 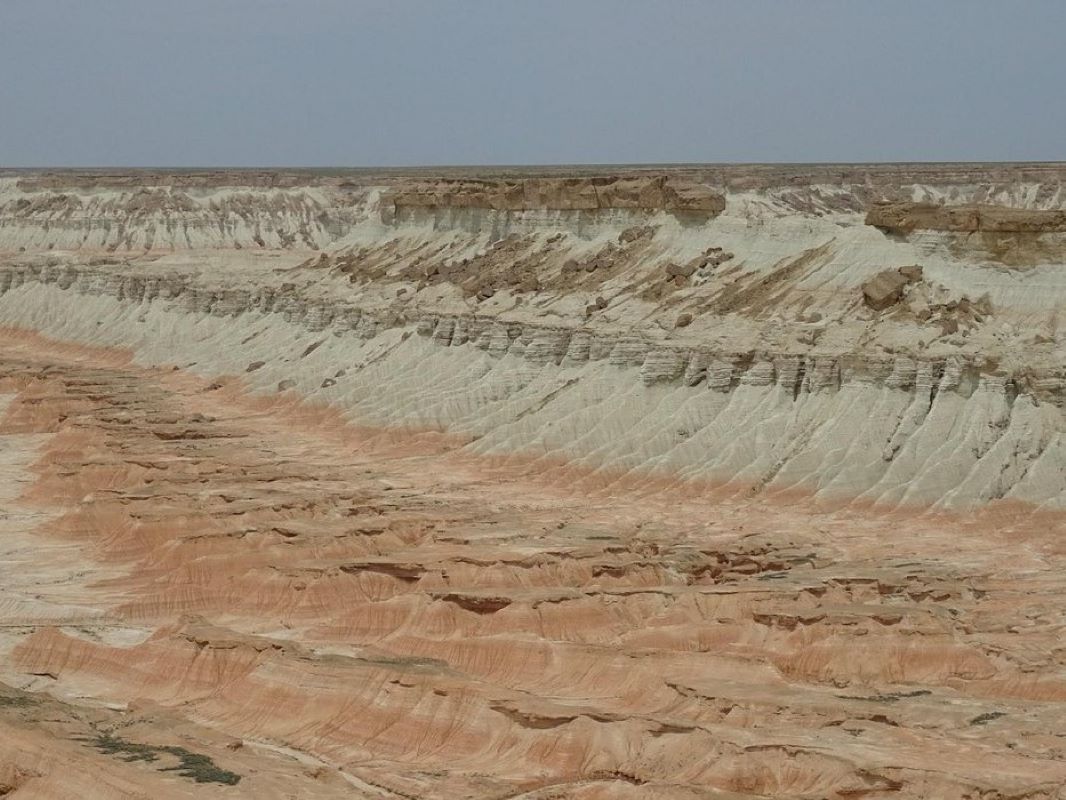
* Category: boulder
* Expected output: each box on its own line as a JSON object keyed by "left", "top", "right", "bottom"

{"left": 665, "top": 262, "right": 696, "bottom": 279}
{"left": 862, "top": 267, "right": 922, "bottom": 311}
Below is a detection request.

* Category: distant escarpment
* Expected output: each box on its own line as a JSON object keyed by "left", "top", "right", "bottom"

{"left": 866, "top": 201, "right": 1066, "bottom": 234}
{"left": 0, "top": 178, "right": 368, "bottom": 251}
{"left": 383, "top": 176, "right": 725, "bottom": 217}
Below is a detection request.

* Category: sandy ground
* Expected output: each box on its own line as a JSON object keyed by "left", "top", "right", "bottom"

{"left": 0, "top": 330, "right": 1064, "bottom": 799}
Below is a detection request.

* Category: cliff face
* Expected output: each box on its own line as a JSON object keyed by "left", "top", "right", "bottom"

{"left": 1, "top": 260, "right": 1063, "bottom": 510}
{"left": 0, "top": 175, "right": 369, "bottom": 251}
{"left": 867, "top": 201, "right": 1066, "bottom": 233}
{"left": 1, "top": 166, "right": 1065, "bottom": 509}
{"left": 384, "top": 175, "right": 726, "bottom": 214}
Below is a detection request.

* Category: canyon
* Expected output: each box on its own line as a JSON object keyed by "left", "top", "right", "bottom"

{"left": 1, "top": 164, "right": 1065, "bottom": 798}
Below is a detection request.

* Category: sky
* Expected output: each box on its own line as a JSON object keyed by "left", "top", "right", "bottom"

{"left": 1, "top": 0, "right": 1064, "bottom": 167}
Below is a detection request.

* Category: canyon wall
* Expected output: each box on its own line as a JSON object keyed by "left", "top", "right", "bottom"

{"left": 2, "top": 166, "right": 1065, "bottom": 510}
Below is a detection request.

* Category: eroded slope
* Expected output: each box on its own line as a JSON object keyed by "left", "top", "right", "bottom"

{"left": 1, "top": 333, "right": 1064, "bottom": 798}
{"left": 2, "top": 163, "right": 1065, "bottom": 509}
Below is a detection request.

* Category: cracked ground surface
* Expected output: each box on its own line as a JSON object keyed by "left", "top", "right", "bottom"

{"left": 1, "top": 331, "right": 1065, "bottom": 799}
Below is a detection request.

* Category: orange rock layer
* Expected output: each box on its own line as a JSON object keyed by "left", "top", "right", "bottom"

{"left": 0, "top": 331, "right": 1064, "bottom": 798}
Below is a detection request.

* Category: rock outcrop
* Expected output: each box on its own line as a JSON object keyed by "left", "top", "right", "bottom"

{"left": 384, "top": 175, "right": 725, "bottom": 215}
{"left": 0, "top": 176, "right": 369, "bottom": 251}
{"left": 862, "top": 265, "right": 923, "bottom": 310}
{"left": 866, "top": 201, "right": 1066, "bottom": 233}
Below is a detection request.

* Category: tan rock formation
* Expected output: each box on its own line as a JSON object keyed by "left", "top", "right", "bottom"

{"left": 866, "top": 201, "right": 1066, "bottom": 233}
{"left": 384, "top": 175, "right": 725, "bottom": 214}
{"left": 861, "top": 265, "right": 922, "bottom": 310}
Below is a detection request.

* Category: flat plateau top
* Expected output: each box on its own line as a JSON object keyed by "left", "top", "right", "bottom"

{"left": 5, "top": 162, "right": 1066, "bottom": 190}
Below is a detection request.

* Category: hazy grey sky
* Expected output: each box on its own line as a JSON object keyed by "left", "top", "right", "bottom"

{"left": 2, "top": 0, "right": 1064, "bottom": 166}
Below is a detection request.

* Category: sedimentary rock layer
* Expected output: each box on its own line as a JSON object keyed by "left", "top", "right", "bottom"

{"left": 0, "top": 176, "right": 370, "bottom": 251}
{"left": 867, "top": 201, "right": 1066, "bottom": 233}
{"left": 0, "top": 246, "right": 1063, "bottom": 510}
{"left": 384, "top": 176, "right": 726, "bottom": 214}
{"left": 1, "top": 333, "right": 1064, "bottom": 799}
